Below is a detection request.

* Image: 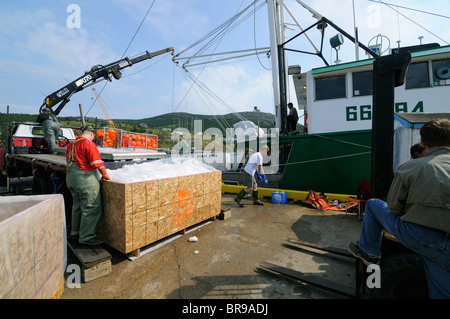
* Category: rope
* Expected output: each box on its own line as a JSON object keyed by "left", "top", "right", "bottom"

{"left": 279, "top": 151, "right": 372, "bottom": 167}
{"left": 308, "top": 134, "right": 372, "bottom": 149}
{"left": 171, "top": 0, "right": 268, "bottom": 129}
{"left": 85, "top": 0, "right": 157, "bottom": 117}
{"left": 370, "top": 0, "right": 449, "bottom": 45}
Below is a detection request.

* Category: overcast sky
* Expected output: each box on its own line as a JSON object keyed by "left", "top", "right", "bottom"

{"left": 1, "top": 0, "right": 449, "bottom": 120}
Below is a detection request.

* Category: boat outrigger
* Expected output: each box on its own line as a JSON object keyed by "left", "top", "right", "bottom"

{"left": 174, "top": 0, "right": 450, "bottom": 196}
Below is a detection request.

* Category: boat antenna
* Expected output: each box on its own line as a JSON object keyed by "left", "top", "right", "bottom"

{"left": 352, "top": 0, "right": 359, "bottom": 61}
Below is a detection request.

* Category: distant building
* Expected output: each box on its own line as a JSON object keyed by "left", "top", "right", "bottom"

{"left": 138, "top": 123, "right": 148, "bottom": 128}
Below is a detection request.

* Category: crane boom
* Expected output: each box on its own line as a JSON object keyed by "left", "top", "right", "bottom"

{"left": 40, "top": 47, "right": 175, "bottom": 115}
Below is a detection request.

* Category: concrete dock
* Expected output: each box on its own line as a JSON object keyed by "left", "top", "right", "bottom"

{"left": 61, "top": 194, "right": 365, "bottom": 300}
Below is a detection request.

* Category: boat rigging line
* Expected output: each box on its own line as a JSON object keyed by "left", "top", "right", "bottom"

{"left": 85, "top": 0, "right": 157, "bottom": 117}
{"left": 254, "top": 0, "right": 271, "bottom": 70}
{"left": 278, "top": 151, "right": 372, "bottom": 167}
{"left": 368, "top": 0, "right": 449, "bottom": 45}
{"left": 173, "top": 0, "right": 267, "bottom": 69}
{"left": 368, "top": 0, "right": 450, "bottom": 20}
{"left": 172, "top": 0, "right": 269, "bottom": 129}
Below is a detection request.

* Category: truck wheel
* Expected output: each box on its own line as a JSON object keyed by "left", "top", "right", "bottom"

{"left": 375, "top": 252, "right": 429, "bottom": 299}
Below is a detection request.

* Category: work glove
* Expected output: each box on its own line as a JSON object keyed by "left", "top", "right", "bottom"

{"left": 98, "top": 166, "right": 111, "bottom": 182}
{"left": 261, "top": 174, "right": 268, "bottom": 184}
{"left": 256, "top": 171, "right": 262, "bottom": 182}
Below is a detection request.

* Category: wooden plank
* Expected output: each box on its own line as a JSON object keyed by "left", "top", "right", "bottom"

{"left": 286, "top": 238, "right": 353, "bottom": 258}
{"left": 67, "top": 241, "right": 111, "bottom": 268}
{"left": 259, "top": 262, "right": 356, "bottom": 298}
{"left": 219, "top": 207, "right": 232, "bottom": 220}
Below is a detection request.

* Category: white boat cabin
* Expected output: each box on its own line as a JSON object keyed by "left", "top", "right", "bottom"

{"left": 292, "top": 45, "right": 450, "bottom": 134}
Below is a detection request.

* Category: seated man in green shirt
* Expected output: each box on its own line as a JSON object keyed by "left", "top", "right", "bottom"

{"left": 347, "top": 118, "right": 450, "bottom": 299}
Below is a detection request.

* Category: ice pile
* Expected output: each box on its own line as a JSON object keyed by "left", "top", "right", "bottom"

{"left": 106, "top": 157, "right": 217, "bottom": 183}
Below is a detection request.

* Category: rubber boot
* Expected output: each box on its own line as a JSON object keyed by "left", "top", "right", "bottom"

{"left": 234, "top": 189, "right": 247, "bottom": 207}
{"left": 253, "top": 190, "right": 264, "bottom": 205}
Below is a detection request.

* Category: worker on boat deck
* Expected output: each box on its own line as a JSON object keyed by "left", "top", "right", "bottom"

{"left": 347, "top": 118, "right": 450, "bottom": 299}
{"left": 66, "top": 125, "right": 111, "bottom": 245}
{"left": 286, "top": 102, "right": 299, "bottom": 134}
{"left": 235, "top": 145, "right": 269, "bottom": 206}
{"left": 36, "top": 107, "right": 61, "bottom": 154}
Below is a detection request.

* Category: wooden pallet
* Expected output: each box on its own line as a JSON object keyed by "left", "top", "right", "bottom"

{"left": 67, "top": 241, "right": 112, "bottom": 282}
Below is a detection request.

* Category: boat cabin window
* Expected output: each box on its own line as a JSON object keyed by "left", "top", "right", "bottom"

{"left": 432, "top": 59, "right": 450, "bottom": 86}
{"left": 315, "top": 75, "right": 346, "bottom": 100}
{"left": 352, "top": 71, "right": 373, "bottom": 96}
{"left": 405, "top": 62, "right": 429, "bottom": 89}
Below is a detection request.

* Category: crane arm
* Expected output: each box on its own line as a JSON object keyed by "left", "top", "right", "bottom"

{"left": 40, "top": 47, "right": 174, "bottom": 115}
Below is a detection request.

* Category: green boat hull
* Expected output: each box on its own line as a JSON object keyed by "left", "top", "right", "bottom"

{"left": 279, "top": 130, "right": 372, "bottom": 195}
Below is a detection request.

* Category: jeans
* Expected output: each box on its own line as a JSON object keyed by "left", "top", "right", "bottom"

{"left": 358, "top": 198, "right": 450, "bottom": 299}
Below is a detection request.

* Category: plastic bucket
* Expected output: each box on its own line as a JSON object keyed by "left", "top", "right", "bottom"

{"left": 271, "top": 191, "right": 287, "bottom": 204}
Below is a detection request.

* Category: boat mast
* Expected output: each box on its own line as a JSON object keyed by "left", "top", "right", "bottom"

{"left": 267, "top": 0, "right": 288, "bottom": 134}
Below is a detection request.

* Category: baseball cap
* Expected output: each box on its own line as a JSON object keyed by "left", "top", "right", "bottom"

{"left": 80, "top": 125, "right": 95, "bottom": 132}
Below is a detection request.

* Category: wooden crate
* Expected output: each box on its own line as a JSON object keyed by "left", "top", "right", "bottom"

{"left": 0, "top": 195, "right": 66, "bottom": 299}
{"left": 98, "top": 170, "right": 222, "bottom": 254}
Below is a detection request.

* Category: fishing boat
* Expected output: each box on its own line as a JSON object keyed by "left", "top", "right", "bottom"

{"left": 173, "top": 0, "right": 450, "bottom": 195}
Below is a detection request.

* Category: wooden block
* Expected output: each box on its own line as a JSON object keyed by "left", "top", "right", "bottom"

{"left": 83, "top": 260, "right": 111, "bottom": 283}
{"left": 67, "top": 241, "right": 112, "bottom": 283}
{"left": 68, "top": 242, "right": 111, "bottom": 268}
{"left": 219, "top": 207, "right": 232, "bottom": 220}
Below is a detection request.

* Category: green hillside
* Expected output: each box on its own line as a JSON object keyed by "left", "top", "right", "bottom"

{"left": 116, "top": 111, "right": 277, "bottom": 131}
{"left": 0, "top": 111, "right": 283, "bottom": 148}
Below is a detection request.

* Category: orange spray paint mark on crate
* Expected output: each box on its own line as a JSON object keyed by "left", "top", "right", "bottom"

{"left": 172, "top": 188, "right": 193, "bottom": 223}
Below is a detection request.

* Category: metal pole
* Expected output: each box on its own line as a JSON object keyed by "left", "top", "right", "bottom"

{"left": 267, "top": 0, "right": 282, "bottom": 131}
{"left": 352, "top": 0, "right": 360, "bottom": 61}
{"left": 371, "top": 52, "right": 411, "bottom": 199}
{"left": 79, "top": 104, "right": 86, "bottom": 127}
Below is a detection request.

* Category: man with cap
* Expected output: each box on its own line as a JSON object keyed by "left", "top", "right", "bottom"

{"left": 36, "top": 107, "right": 61, "bottom": 153}
{"left": 66, "top": 125, "right": 111, "bottom": 245}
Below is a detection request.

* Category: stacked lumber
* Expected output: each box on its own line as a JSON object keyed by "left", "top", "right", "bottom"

{"left": 98, "top": 170, "right": 222, "bottom": 254}
{"left": 0, "top": 195, "right": 66, "bottom": 299}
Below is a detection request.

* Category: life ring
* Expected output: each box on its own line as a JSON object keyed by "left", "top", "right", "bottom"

{"left": 435, "top": 66, "right": 450, "bottom": 80}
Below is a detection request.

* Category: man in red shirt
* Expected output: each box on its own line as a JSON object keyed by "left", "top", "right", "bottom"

{"left": 66, "top": 125, "right": 110, "bottom": 245}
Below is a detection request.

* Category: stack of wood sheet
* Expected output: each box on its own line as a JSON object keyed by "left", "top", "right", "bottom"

{"left": 0, "top": 195, "right": 66, "bottom": 299}
{"left": 98, "top": 170, "right": 222, "bottom": 254}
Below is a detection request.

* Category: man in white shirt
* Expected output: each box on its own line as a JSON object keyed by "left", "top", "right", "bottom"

{"left": 235, "top": 145, "right": 269, "bottom": 206}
